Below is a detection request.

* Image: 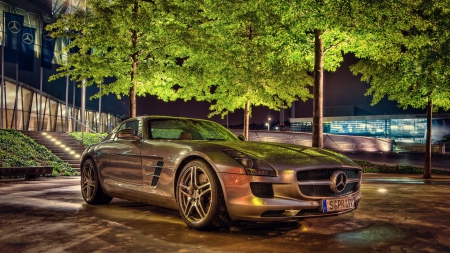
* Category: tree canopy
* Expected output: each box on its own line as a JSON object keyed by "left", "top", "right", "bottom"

{"left": 275, "top": 0, "right": 372, "bottom": 147}
{"left": 350, "top": 1, "right": 450, "bottom": 178}
{"left": 48, "top": 0, "right": 186, "bottom": 117}
{"left": 175, "top": 0, "right": 313, "bottom": 139}
{"left": 47, "top": 0, "right": 450, "bottom": 176}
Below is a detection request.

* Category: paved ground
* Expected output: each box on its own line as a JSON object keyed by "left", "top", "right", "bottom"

{"left": 1, "top": 175, "right": 449, "bottom": 253}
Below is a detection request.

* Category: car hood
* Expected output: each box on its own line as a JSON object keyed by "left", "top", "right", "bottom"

{"left": 203, "top": 141, "right": 358, "bottom": 168}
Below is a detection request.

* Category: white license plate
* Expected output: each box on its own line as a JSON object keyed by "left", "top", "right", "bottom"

{"left": 322, "top": 197, "right": 354, "bottom": 213}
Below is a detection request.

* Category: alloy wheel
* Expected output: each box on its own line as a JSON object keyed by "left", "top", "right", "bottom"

{"left": 178, "top": 164, "right": 212, "bottom": 223}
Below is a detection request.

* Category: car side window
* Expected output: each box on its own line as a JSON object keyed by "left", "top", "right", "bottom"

{"left": 116, "top": 120, "right": 142, "bottom": 140}
{"left": 148, "top": 119, "right": 183, "bottom": 140}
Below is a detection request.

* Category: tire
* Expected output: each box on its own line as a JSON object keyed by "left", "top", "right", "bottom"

{"left": 81, "top": 158, "right": 113, "bottom": 205}
{"left": 176, "top": 159, "right": 230, "bottom": 230}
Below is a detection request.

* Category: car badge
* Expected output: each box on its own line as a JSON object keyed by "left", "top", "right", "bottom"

{"left": 330, "top": 170, "right": 347, "bottom": 193}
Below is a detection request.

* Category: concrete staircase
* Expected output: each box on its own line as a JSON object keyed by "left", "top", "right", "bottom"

{"left": 20, "top": 131, "right": 86, "bottom": 171}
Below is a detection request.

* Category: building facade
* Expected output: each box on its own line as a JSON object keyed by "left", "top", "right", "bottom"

{"left": 290, "top": 114, "right": 450, "bottom": 144}
{"left": 0, "top": 0, "right": 128, "bottom": 133}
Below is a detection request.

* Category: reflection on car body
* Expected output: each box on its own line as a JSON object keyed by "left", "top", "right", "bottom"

{"left": 80, "top": 116, "right": 362, "bottom": 230}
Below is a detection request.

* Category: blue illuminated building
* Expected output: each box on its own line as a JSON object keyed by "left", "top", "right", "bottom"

{"left": 290, "top": 106, "right": 450, "bottom": 144}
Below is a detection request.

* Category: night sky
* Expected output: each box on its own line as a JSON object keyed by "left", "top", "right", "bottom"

{"left": 136, "top": 54, "right": 428, "bottom": 125}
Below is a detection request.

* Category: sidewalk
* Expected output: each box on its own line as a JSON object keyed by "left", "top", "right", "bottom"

{"left": 338, "top": 150, "right": 450, "bottom": 171}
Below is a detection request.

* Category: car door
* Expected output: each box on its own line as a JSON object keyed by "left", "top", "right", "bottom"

{"left": 102, "top": 119, "right": 143, "bottom": 187}
{"left": 140, "top": 119, "right": 192, "bottom": 196}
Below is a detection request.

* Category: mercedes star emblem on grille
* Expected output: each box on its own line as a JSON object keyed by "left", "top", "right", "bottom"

{"left": 330, "top": 170, "right": 347, "bottom": 193}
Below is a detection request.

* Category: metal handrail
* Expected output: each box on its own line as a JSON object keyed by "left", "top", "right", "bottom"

{"left": 69, "top": 116, "right": 103, "bottom": 138}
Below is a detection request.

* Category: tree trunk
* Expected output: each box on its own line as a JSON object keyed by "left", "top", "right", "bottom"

{"left": 312, "top": 29, "right": 324, "bottom": 148}
{"left": 241, "top": 26, "right": 254, "bottom": 141}
{"left": 128, "top": 0, "right": 138, "bottom": 118}
{"left": 129, "top": 82, "right": 136, "bottom": 118}
{"left": 424, "top": 97, "right": 432, "bottom": 179}
{"left": 243, "top": 100, "right": 250, "bottom": 141}
{"left": 129, "top": 52, "right": 137, "bottom": 118}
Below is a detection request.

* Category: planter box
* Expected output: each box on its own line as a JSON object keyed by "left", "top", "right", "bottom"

{"left": 0, "top": 166, "right": 53, "bottom": 179}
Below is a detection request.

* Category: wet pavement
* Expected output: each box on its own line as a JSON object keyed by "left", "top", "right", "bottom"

{"left": 0, "top": 175, "right": 449, "bottom": 253}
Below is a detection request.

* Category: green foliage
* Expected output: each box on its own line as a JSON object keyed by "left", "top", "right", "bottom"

{"left": 271, "top": 0, "right": 414, "bottom": 147}
{"left": 350, "top": 1, "right": 450, "bottom": 111}
{"left": 278, "top": 1, "right": 350, "bottom": 71}
{"left": 349, "top": 1, "right": 450, "bottom": 177}
{"left": 45, "top": 1, "right": 450, "bottom": 152}
{"left": 0, "top": 129, "right": 75, "bottom": 176}
{"left": 175, "top": 1, "right": 313, "bottom": 120}
{"left": 354, "top": 160, "right": 450, "bottom": 175}
{"left": 69, "top": 132, "right": 107, "bottom": 147}
{"left": 48, "top": 0, "right": 187, "bottom": 117}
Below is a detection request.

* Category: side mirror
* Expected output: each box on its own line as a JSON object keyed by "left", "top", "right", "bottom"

{"left": 117, "top": 128, "right": 140, "bottom": 141}
{"left": 237, "top": 135, "right": 246, "bottom": 141}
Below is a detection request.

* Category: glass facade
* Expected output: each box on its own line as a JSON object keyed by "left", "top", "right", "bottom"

{"left": 291, "top": 116, "right": 449, "bottom": 144}
{"left": 0, "top": 1, "right": 125, "bottom": 133}
{"left": 1, "top": 77, "right": 121, "bottom": 132}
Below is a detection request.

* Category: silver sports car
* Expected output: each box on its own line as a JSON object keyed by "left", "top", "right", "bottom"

{"left": 81, "top": 116, "right": 362, "bottom": 230}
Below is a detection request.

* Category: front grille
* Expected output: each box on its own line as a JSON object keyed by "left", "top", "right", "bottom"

{"left": 297, "top": 169, "right": 358, "bottom": 181}
{"left": 261, "top": 210, "right": 284, "bottom": 217}
{"left": 299, "top": 182, "right": 357, "bottom": 197}
{"left": 297, "top": 169, "right": 360, "bottom": 197}
{"left": 296, "top": 209, "right": 321, "bottom": 216}
{"left": 250, "top": 182, "right": 274, "bottom": 198}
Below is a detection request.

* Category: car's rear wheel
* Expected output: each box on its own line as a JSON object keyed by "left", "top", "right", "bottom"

{"left": 176, "top": 159, "right": 230, "bottom": 230}
{"left": 81, "top": 158, "right": 112, "bottom": 205}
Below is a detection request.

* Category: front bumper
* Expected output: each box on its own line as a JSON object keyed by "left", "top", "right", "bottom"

{"left": 219, "top": 173, "right": 362, "bottom": 221}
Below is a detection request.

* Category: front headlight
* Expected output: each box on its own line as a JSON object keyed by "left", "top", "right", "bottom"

{"left": 223, "top": 149, "right": 276, "bottom": 177}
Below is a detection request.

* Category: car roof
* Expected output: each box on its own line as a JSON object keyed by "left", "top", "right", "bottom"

{"left": 124, "top": 115, "right": 216, "bottom": 123}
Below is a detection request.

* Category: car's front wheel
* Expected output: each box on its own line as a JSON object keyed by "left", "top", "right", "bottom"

{"left": 81, "top": 158, "right": 112, "bottom": 205}
{"left": 176, "top": 159, "right": 230, "bottom": 230}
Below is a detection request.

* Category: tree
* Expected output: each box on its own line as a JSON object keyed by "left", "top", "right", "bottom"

{"left": 279, "top": 0, "right": 418, "bottom": 148}
{"left": 175, "top": 0, "right": 312, "bottom": 140}
{"left": 350, "top": 1, "right": 450, "bottom": 178}
{"left": 48, "top": 0, "right": 184, "bottom": 117}
{"left": 276, "top": 1, "right": 361, "bottom": 148}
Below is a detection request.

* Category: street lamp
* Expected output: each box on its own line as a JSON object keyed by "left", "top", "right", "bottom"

{"left": 267, "top": 117, "right": 271, "bottom": 131}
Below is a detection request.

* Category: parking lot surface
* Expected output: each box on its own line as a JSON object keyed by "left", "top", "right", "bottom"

{"left": 1, "top": 174, "right": 449, "bottom": 253}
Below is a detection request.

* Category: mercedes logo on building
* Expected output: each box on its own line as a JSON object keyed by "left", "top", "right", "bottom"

{"left": 8, "top": 21, "right": 21, "bottom": 34}
{"left": 22, "top": 33, "right": 34, "bottom": 44}
{"left": 330, "top": 170, "right": 347, "bottom": 193}
{"left": 43, "top": 31, "right": 53, "bottom": 41}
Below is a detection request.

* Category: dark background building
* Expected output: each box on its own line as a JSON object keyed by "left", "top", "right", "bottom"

{"left": 0, "top": 0, "right": 128, "bottom": 132}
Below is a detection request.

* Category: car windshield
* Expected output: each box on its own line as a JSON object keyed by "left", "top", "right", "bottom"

{"left": 148, "top": 119, "right": 238, "bottom": 141}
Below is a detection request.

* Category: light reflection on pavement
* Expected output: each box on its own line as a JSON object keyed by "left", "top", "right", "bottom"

{"left": 0, "top": 175, "right": 449, "bottom": 253}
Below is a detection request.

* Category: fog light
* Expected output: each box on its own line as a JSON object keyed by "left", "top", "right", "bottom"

{"left": 282, "top": 210, "right": 300, "bottom": 216}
